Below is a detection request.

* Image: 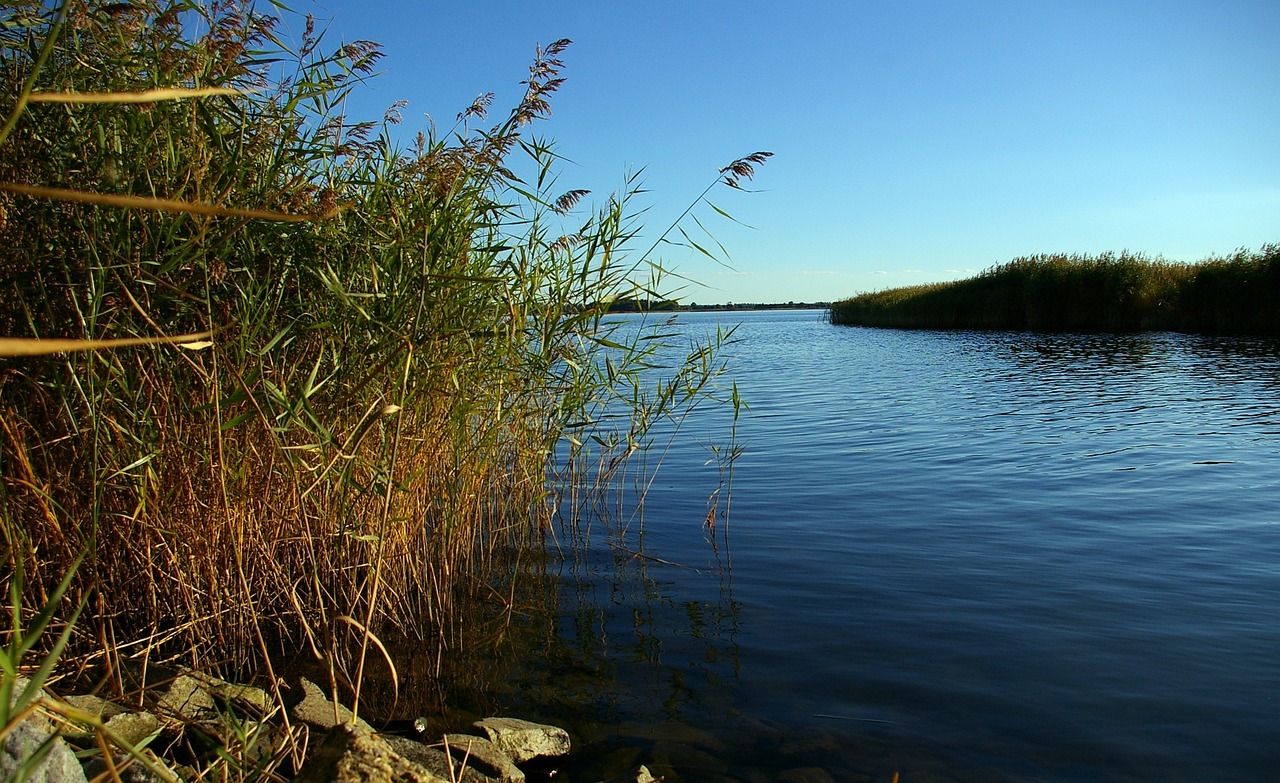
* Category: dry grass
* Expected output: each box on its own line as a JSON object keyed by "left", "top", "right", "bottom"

{"left": 0, "top": 0, "right": 765, "bottom": 736}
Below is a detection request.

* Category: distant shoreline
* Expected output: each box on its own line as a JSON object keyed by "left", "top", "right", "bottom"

{"left": 683, "top": 301, "right": 831, "bottom": 312}
{"left": 829, "top": 245, "right": 1278, "bottom": 335}
{"left": 602, "top": 300, "right": 832, "bottom": 313}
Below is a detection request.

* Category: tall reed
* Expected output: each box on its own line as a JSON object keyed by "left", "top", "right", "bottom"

{"left": 0, "top": 0, "right": 767, "bottom": 716}
{"left": 829, "top": 246, "right": 1279, "bottom": 333}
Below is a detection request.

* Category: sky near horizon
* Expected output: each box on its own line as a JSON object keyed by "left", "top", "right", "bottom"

{"left": 306, "top": 0, "right": 1278, "bottom": 304}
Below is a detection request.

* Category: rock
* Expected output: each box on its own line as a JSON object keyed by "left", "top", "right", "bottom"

{"left": 294, "top": 723, "right": 449, "bottom": 783}
{"left": 239, "top": 720, "right": 288, "bottom": 765}
{"left": 81, "top": 754, "right": 183, "bottom": 783}
{"left": 472, "top": 717, "right": 571, "bottom": 763}
{"left": 207, "top": 682, "right": 273, "bottom": 716}
{"left": 287, "top": 678, "right": 374, "bottom": 734}
{"left": 62, "top": 694, "right": 126, "bottom": 721}
{"left": 565, "top": 741, "right": 643, "bottom": 783}
{"left": 104, "top": 711, "right": 162, "bottom": 747}
{"left": 600, "top": 765, "right": 659, "bottom": 783}
{"left": 383, "top": 737, "right": 494, "bottom": 783}
{"left": 58, "top": 694, "right": 126, "bottom": 741}
{"left": 155, "top": 675, "right": 216, "bottom": 721}
{"left": 440, "top": 734, "right": 525, "bottom": 783}
{"left": 1, "top": 679, "right": 88, "bottom": 783}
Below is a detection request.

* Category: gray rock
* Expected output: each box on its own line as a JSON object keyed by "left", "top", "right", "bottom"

{"left": 104, "top": 711, "right": 162, "bottom": 748}
{"left": 383, "top": 737, "right": 494, "bottom": 783}
{"left": 600, "top": 765, "right": 659, "bottom": 783}
{"left": 207, "top": 682, "right": 273, "bottom": 716}
{"left": 472, "top": 717, "right": 570, "bottom": 763}
{"left": 223, "top": 718, "right": 288, "bottom": 765}
{"left": 81, "top": 754, "right": 183, "bottom": 783}
{"left": 294, "top": 723, "right": 449, "bottom": 783}
{"left": 58, "top": 694, "right": 126, "bottom": 741}
{"left": 155, "top": 675, "right": 216, "bottom": 721}
{"left": 1, "top": 679, "right": 88, "bottom": 783}
{"left": 287, "top": 678, "right": 373, "bottom": 734}
{"left": 440, "top": 734, "right": 524, "bottom": 783}
{"left": 62, "top": 694, "right": 126, "bottom": 721}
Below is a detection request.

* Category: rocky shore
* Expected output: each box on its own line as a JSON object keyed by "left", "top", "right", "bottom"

{"left": 3, "top": 673, "right": 656, "bottom": 783}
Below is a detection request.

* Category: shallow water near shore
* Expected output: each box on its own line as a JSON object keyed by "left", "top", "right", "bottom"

{"left": 433, "top": 310, "right": 1280, "bottom": 782}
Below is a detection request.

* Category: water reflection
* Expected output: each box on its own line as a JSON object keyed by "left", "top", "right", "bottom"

{"left": 359, "top": 316, "right": 1280, "bottom": 783}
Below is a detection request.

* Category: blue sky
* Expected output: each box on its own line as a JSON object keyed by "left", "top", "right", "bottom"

{"left": 306, "top": 0, "right": 1279, "bottom": 304}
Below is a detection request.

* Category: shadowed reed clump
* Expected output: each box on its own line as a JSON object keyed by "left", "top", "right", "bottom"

{"left": 0, "top": 0, "right": 768, "bottom": 710}
{"left": 829, "top": 246, "right": 1280, "bottom": 334}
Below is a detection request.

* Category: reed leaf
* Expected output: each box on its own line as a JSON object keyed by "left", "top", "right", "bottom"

{"left": 28, "top": 86, "right": 241, "bottom": 103}
{"left": 0, "top": 332, "right": 214, "bottom": 356}
{"left": 0, "top": 0, "right": 763, "bottom": 742}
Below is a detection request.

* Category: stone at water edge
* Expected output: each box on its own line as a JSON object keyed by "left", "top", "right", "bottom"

{"left": 472, "top": 717, "right": 571, "bottom": 764}
{"left": 294, "top": 723, "right": 451, "bottom": 783}
{"left": 383, "top": 736, "right": 495, "bottom": 783}
{"left": 286, "top": 677, "right": 374, "bottom": 734}
{"left": 440, "top": 734, "right": 525, "bottom": 783}
{"left": 600, "top": 765, "right": 659, "bottom": 783}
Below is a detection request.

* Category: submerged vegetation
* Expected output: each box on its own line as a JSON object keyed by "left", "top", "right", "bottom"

{"left": 830, "top": 246, "right": 1280, "bottom": 334}
{"left": 0, "top": 0, "right": 766, "bottom": 750}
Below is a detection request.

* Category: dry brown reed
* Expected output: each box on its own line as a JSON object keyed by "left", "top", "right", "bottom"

{"left": 0, "top": 0, "right": 766, "bottom": 736}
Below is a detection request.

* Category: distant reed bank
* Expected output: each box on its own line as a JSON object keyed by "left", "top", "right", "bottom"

{"left": 829, "top": 245, "right": 1280, "bottom": 333}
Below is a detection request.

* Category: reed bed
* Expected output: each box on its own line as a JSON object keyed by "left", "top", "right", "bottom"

{"left": 830, "top": 246, "right": 1280, "bottom": 333}
{"left": 0, "top": 0, "right": 765, "bottom": 722}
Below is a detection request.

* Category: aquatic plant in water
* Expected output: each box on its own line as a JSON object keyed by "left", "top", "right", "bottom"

{"left": 0, "top": 1, "right": 768, "bottom": 765}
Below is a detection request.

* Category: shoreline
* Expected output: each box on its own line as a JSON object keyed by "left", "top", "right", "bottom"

{"left": 8, "top": 671, "right": 651, "bottom": 783}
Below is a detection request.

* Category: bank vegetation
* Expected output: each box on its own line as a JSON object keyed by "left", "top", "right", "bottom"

{"left": 830, "top": 246, "right": 1280, "bottom": 334}
{"left": 0, "top": 0, "right": 764, "bottom": 760}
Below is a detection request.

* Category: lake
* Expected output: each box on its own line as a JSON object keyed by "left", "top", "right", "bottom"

{"left": 460, "top": 309, "right": 1280, "bottom": 783}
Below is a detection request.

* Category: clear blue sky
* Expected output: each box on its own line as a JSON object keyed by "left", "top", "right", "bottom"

{"left": 305, "top": 0, "right": 1278, "bottom": 304}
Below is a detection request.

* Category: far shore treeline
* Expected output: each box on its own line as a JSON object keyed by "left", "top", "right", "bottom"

{"left": 829, "top": 245, "right": 1280, "bottom": 334}
{"left": 594, "top": 298, "right": 830, "bottom": 313}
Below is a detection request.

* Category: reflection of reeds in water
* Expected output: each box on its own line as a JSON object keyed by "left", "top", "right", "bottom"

{"left": 831, "top": 246, "right": 1280, "bottom": 333}
{"left": 0, "top": 0, "right": 764, "bottom": 742}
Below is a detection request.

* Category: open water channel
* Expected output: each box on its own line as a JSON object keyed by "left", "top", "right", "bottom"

{"left": 444, "top": 309, "right": 1280, "bottom": 783}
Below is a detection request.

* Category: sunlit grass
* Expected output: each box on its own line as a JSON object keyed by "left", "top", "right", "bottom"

{"left": 830, "top": 246, "right": 1280, "bottom": 333}
{"left": 0, "top": 0, "right": 764, "bottom": 744}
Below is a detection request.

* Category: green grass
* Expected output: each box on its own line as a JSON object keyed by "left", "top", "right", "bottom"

{"left": 829, "top": 246, "right": 1280, "bottom": 333}
{"left": 0, "top": 0, "right": 766, "bottom": 742}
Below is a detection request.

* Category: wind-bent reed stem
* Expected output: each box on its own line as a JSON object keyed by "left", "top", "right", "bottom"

{"left": 0, "top": 0, "right": 763, "bottom": 730}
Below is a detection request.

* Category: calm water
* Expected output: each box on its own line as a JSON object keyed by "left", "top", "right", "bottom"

{"left": 492, "top": 311, "right": 1280, "bottom": 782}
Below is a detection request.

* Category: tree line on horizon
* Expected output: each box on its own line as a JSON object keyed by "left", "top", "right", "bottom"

{"left": 829, "top": 245, "right": 1279, "bottom": 334}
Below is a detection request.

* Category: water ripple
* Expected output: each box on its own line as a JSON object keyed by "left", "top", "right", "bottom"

{"left": 562, "top": 312, "right": 1280, "bottom": 782}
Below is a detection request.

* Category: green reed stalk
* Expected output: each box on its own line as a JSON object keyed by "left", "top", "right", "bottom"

{"left": 0, "top": 1, "right": 764, "bottom": 746}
